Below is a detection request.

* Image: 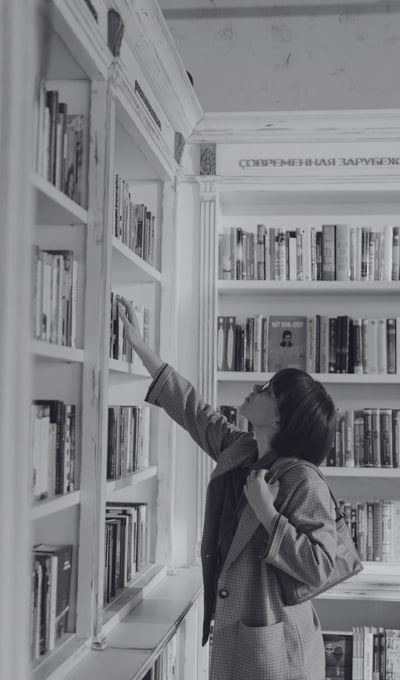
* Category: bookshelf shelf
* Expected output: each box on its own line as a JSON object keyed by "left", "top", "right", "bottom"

{"left": 31, "top": 340, "right": 84, "bottom": 364}
{"left": 31, "top": 491, "right": 81, "bottom": 520}
{"left": 63, "top": 568, "right": 203, "bottom": 680}
{"left": 322, "top": 562, "right": 400, "bottom": 602}
{"left": 106, "top": 466, "right": 158, "bottom": 497}
{"left": 32, "top": 632, "right": 90, "bottom": 680}
{"left": 217, "top": 371, "right": 400, "bottom": 384}
{"left": 102, "top": 564, "right": 166, "bottom": 636}
{"left": 108, "top": 359, "right": 150, "bottom": 377}
{"left": 217, "top": 280, "right": 400, "bottom": 296}
{"left": 112, "top": 237, "right": 161, "bottom": 284}
{"left": 323, "top": 467, "right": 400, "bottom": 478}
{"left": 33, "top": 173, "right": 88, "bottom": 226}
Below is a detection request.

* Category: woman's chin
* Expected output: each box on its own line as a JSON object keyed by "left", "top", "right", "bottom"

{"left": 238, "top": 402, "right": 247, "bottom": 417}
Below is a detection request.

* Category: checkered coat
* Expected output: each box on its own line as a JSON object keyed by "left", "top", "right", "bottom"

{"left": 146, "top": 364, "right": 337, "bottom": 680}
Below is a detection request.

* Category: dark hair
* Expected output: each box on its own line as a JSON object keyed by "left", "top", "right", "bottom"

{"left": 269, "top": 368, "right": 336, "bottom": 466}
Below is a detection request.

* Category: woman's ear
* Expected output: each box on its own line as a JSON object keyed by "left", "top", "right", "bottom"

{"left": 272, "top": 419, "right": 280, "bottom": 431}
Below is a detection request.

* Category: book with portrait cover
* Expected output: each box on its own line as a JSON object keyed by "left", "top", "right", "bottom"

{"left": 267, "top": 316, "right": 307, "bottom": 371}
{"left": 323, "top": 632, "right": 353, "bottom": 680}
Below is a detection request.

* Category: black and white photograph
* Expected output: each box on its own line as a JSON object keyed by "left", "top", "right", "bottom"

{"left": 1, "top": 1, "right": 400, "bottom": 679}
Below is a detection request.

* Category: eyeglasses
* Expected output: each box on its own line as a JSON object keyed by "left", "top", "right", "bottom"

{"left": 254, "top": 379, "right": 278, "bottom": 401}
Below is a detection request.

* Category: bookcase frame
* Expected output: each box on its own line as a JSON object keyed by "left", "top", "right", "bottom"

{"left": 0, "top": 2, "right": 205, "bottom": 680}
{"left": 190, "top": 109, "right": 400, "bottom": 628}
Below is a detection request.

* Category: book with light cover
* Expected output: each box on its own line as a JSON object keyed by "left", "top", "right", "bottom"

{"left": 267, "top": 316, "right": 307, "bottom": 371}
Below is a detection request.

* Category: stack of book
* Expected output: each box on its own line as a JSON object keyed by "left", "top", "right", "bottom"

{"left": 31, "top": 544, "right": 73, "bottom": 660}
{"left": 337, "top": 499, "right": 400, "bottom": 563}
{"left": 34, "top": 82, "right": 86, "bottom": 206}
{"left": 217, "top": 315, "right": 400, "bottom": 375}
{"left": 107, "top": 405, "right": 150, "bottom": 480}
{"left": 218, "top": 224, "right": 400, "bottom": 282}
{"left": 327, "top": 407, "right": 400, "bottom": 468}
{"left": 109, "top": 293, "right": 150, "bottom": 365}
{"left": 104, "top": 502, "right": 148, "bottom": 605}
{"left": 323, "top": 627, "right": 400, "bottom": 680}
{"left": 31, "top": 400, "right": 77, "bottom": 499}
{"left": 32, "top": 247, "right": 78, "bottom": 347}
{"left": 142, "top": 635, "right": 177, "bottom": 680}
{"left": 113, "top": 173, "right": 158, "bottom": 269}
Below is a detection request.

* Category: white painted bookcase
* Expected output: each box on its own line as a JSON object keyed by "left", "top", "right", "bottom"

{"left": 0, "top": 1, "right": 207, "bottom": 680}
{"left": 188, "top": 109, "right": 400, "bottom": 634}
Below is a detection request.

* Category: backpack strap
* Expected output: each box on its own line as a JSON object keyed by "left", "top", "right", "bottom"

{"left": 269, "top": 458, "right": 343, "bottom": 520}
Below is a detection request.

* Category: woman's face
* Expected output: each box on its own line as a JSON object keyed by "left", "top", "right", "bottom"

{"left": 239, "top": 380, "right": 280, "bottom": 429}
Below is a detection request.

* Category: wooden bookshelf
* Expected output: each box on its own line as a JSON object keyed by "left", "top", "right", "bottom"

{"left": 106, "top": 466, "right": 158, "bottom": 496}
{"left": 33, "top": 172, "right": 88, "bottom": 226}
{"left": 31, "top": 492, "right": 81, "bottom": 521}
{"left": 112, "top": 236, "right": 161, "bottom": 284}
{"left": 4, "top": 2, "right": 204, "bottom": 680}
{"left": 31, "top": 340, "right": 84, "bottom": 364}
{"left": 218, "top": 280, "right": 400, "bottom": 296}
{"left": 195, "top": 110, "right": 400, "bottom": 647}
{"left": 217, "top": 371, "right": 400, "bottom": 384}
{"left": 108, "top": 359, "right": 150, "bottom": 377}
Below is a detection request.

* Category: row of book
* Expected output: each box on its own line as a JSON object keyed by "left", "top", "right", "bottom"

{"left": 113, "top": 173, "right": 158, "bottom": 269}
{"left": 142, "top": 636, "right": 177, "bottom": 680}
{"left": 107, "top": 405, "right": 150, "bottom": 480}
{"left": 104, "top": 503, "right": 148, "bottom": 605}
{"left": 34, "top": 82, "right": 86, "bottom": 206}
{"left": 327, "top": 408, "right": 400, "bottom": 469}
{"left": 217, "top": 315, "right": 400, "bottom": 374}
{"left": 31, "top": 401, "right": 77, "bottom": 500}
{"left": 31, "top": 544, "right": 73, "bottom": 660}
{"left": 110, "top": 293, "right": 150, "bottom": 364}
{"left": 218, "top": 224, "right": 400, "bottom": 281}
{"left": 338, "top": 500, "right": 400, "bottom": 563}
{"left": 219, "top": 404, "right": 400, "bottom": 469}
{"left": 322, "top": 628, "right": 400, "bottom": 680}
{"left": 32, "top": 246, "right": 78, "bottom": 348}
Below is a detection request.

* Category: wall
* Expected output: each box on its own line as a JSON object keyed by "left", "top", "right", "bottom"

{"left": 158, "top": 0, "right": 400, "bottom": 112}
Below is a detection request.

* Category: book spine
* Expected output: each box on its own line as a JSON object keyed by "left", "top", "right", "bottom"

{"left": 392, "top": 226, "right": 400, "bottom": 281}
{"left": 387, "top": 318, "right": 396, "bottom": 374}
{"left": 371, "top": 408, "right": 381, "bottom": 467}
{"left": 380, "top": 409, "right": 393, "bottom": 467}
{"left": 372, "top": 501, "right": 383, "bottom": 561}
{"left": 363, "top": 409, "right": 374, "bottom": 467}
{"left": 335, "top": 223, "right": 351, "bottom": 281}
{"left": 257, "top": 224, "right": 266, "bottom": 280}
{"left": 225, "top": 316, "right": 236, "bottom": 372}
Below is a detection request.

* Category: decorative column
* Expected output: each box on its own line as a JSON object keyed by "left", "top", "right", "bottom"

{"left": 0, "top": 1, "right": 33, "bottom": 679}
{"left": 195, "top": 177, "right": 218, "bottom": 562}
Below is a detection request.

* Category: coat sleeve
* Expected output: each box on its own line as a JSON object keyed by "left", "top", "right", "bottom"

{"left": 260, "top": 471, "right": 337, "bottom": 588}
{"left": 145, "top": 363, "right": 248, "bottom": 462}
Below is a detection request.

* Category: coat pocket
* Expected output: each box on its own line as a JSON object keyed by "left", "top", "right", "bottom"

{"left": 233, "top": 620, "right": 289, "bottom": 680}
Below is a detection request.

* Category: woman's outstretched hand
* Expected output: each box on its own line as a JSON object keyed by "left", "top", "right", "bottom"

{"left": 117, "top": 296, "right": 143, "bottom": 349}
{"left": 244, "top": 469, "right": 280, "bottom": 532}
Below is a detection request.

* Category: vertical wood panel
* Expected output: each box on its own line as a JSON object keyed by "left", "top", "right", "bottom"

{"left": 196, "top": 183, "right": 217, "bottom": 559}
{"left": 0, "top": 1, "right": 33, "bottom": 679}
{"left": 155, "top": 179, "right": 179, "bottom": 568}
{"left": 77, "top": 79, "right": 111, "bottom": 643}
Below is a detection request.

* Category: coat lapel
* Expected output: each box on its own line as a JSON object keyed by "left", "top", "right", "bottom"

{"left": 221, "top": 502, "right": 260, "bottom": 572}
{"left": 209, "top": 435, "right": 257, "bottom": 482}
{"left": 216, "top": 450, "right": 284, "bottom": 572}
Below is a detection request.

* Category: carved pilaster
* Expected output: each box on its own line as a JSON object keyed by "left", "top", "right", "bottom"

{"left": 195, "top": 180, "right": 217, "bottom": 562}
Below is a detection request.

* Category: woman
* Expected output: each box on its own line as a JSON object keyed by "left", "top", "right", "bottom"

{"left": 118, "top": 296, "right": 337, "bottom": 680}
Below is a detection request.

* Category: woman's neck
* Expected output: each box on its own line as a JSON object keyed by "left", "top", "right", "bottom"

{"left": 253, "top": 427, "right": 275, "bottom": 459}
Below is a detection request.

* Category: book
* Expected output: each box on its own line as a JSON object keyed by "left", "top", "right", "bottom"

{"left": 323, "top": 632, "right": 353, "bottom": 679}
{"left": 267, "top": 316, "right": 307, "bottom": 371}
{"left": 33, "top": 544, "right": 73, "bottom": 642}
{"left": 385, "top": 629, "right": 400, "bottom": 680}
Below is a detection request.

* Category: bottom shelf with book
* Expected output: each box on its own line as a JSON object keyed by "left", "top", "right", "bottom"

{"left": 64, "top": 567, "right": 203, "bottom": 680}
{"left": 322, "top": 627, "right": 400, "bottom": 680}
